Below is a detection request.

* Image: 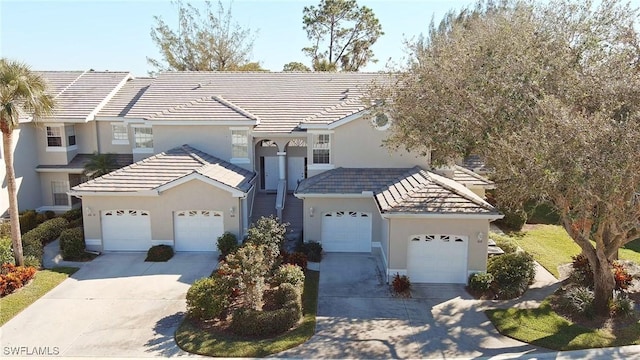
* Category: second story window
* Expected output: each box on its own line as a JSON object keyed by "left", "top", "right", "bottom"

{"left": 312, "top": 134, "right": 330, "bottom": 164}
{"left": 46, "top": 126, "right": 62, "bottom": 147}
{"left": 67, "top": 125, "right": 76, "bottom": 146}
{"left": 231, "top": 129, "right": 249, "bottom": 159}
{"left": 112, "top": 124, "right": 129, "bottom": 144}
{"left": 133, "top": 127, "right": 153, "bottom": 149}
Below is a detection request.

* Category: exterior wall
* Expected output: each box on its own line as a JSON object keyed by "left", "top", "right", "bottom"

{"left": 35, "top": 125, "right": 68, "bottom": 165}
{"left": 74, "top": 122, "right": 98, "bottom": 154}
{"left": 331, "top": 116, "right": 430, "bottom": 169}
{"left": 80, "top": 179, "right": 242, "bottom": 251}
{"left": 0, "top": 124, "right": 42, "bottom": 215}
{"left": 300, "top": 197, "right": 384, "bottom": 246}
{"left": 468, "top": 186, "right": 486, "bottom": 199}
{"left": 153, "top": 125, "right": 237, "bottom": 163}
{"left": 386, "top": 217, "right": 490, "bottom": 280}
{"left": 38, "top": 172, "right": 72, "bottom": 210}
{"left": 95, "top": 121, "right": 134, "bottom": 154}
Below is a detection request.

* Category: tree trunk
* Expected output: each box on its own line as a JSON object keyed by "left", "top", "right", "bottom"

{"left": 2, "top": 129, "right": 24, "bottom": 266}
{"left": 591, "top": 255, "right": 615, "bottom": 316}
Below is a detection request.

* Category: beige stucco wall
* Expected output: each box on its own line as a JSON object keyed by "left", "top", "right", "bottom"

{"left": 300, "top": 197, "right": 384, "bottom": 247}
{"left": 386, "top": 217, "right": 490, "bottom": 279}
{"left": 38, "top": 172, "right": 71, "bottom": 207}
{"left": 74, "top": 122, "right": 98, "bottom": 154}
{"left": 1, "top": 124, "right": 42, "bottom": 214}
{"left": 80, "top": 179, "right": 242, "bottom": 251}
{"left": 331, "top": 116, "right": 430, "bottom": 169}
{"left": 96, "top": 121, "right": 133, "bottom": 154}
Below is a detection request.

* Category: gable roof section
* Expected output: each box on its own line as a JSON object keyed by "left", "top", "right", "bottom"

{"left": 296, "top": 167, "right": 498, "bottom": 215}
{"left": 70, "top": 145, "right": 255, "bottom": 195}
{"left": 146, "top": 95, "right": 259, "bottom": 123}
{"left": 96, "top": 77, "right": 154, "bottom": 118}
{"left": 125, "top": 72, "right": 387, "bottom": 132}
{"left": 38, "top": 71, "right": 131, "bottom": 121}
{"left": 450, "top": 165, "right": 494, "bottom": 188}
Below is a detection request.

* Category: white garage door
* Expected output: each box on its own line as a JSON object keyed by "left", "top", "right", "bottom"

{"left": 321, "top": 211, "right": 372, "bottom": 252}
{"left": 174, "top": 210, "right": 224, "bottom": 252}
{"left": 407, "top": 234, "right": 469, "bottom": 283}
{"left": 102, "top": 210, "right": 152, "bottom": 251}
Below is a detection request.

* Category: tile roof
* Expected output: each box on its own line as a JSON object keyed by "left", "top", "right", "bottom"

{"left": 462, "top": 154, "right": 490, "bottom": 174}
{"left": 96, "top": 77, "right": 153, "bottom": 117}
{"left": 125, "top": 72, "right": 390, "bottom": 132}
{"left": 37, "top": 154, "right": 133, "bottom": 171}
{"left": 450, "top": 165, "right": 494, "bottom": 188}
{"left": 71, "top": 145, "right": 255, "bottom": 194}
{"left": 146, "top": 95, "right": 259, "bottom": 122}
{"left": 296, "top": 167, "right": 498, "bottom": 215}
{"left": 38, "top": 71, "right": 131, "bottom": 120}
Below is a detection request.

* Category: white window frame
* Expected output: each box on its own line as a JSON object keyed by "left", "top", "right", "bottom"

{"left": 66, "top": 125, "right": 77, "bottom": 149}
{"left": 51, "top": 181, "right": 70, "bottom": 206}
{"left": 132, "top": 126, "right": 153, "bottom": 153}
{"left": 230, "top": 128, "right": 250, "bottom": 164}
{"left": 111, "top": 123, "right": 129, "bottom": 145}
{"left": 46, "top": 125, "right": 64, "bottom": 151}
{"left": 312, "top": 133, "right": 331, "bottom": 165}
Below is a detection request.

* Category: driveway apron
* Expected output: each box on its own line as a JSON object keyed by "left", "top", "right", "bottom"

{"left": 278, "top": 252, "right": 541, "bottom": 359}
{"left": 0, "top": 252, "right": 216, "bottom": 358}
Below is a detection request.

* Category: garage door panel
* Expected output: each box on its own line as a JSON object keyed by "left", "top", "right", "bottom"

{"left": 102, "top": 209, "right": 152, "bottom": 251}
{"left": 407, "top": 234, "right": 468, "bottom": 284}
{"left": 321, "top": 211, "right": 371, "bottom": 252}
{"left": 174, "top": 210, "right": 223, "bottom": 252}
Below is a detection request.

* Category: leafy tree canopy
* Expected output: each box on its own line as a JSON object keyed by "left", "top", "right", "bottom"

{"left": 375, "top": 0, "right": 640, "bottom": 315}
{"left": 148, "top": 0, "right": 258, "bottom": 72}
{"left": 302, "top": 0, "right": 383, "bottom": 71}
{"left": 282, "top": 61, "right": 311, "bottom": 72}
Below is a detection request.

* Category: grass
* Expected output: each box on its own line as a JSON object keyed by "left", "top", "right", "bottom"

{"left": 502, "top": 225, "right": 640, "bottom": 278}
{"left": 0, "top": 266, "right": 78, "bottom": 326}
{"left": 486, "top": 300, "right": 640, "bottom": 350}
{"left": 176, "top": 270, "right": 320, "bottom": 357}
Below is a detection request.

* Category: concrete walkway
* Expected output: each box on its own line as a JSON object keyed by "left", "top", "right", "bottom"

{"left": 42, "top": 239, "right": 92, "bottom": 269}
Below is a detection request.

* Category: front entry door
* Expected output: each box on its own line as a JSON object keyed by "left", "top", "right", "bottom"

{"left": 287, "top": 157, "right": 306, "bottom": 191}
{"left": 263, "top": 156, "right": 279, "bottom": 191}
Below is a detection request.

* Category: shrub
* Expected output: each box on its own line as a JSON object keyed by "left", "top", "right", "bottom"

{"left": 145, "top": 245, "right": 174, "bottom": 262}
{"left": 487, "top": 252, "right": 535, "bottom": 299}
{"left": 20, "top": 235, "right": 43, "bottom": 268}
{"left": 62, "top": 208, "right": 83, "bottom": 222}
{"left": 218, "top": 244, "right": 269, "bottom": 310}
{"left": 609, "top": 290, "right": 635, "bottom": 318}
{"left": 297, "top": 241, "right": 323, "bottom": 262}
{"left": 44, "top": 210, "right": 56, "bottom": 220}
{"left": 22, "top": 217, "right": 69, "bottom": 246}
{"left": 0, "top": 263, "right": 37, "bottom": 296}
{"left": 496, "top": 209, "right": 527, "bottom": 231}
{"left": 392, "top": 273, "right": 411, "bottom": 294}
{"left": 186, "top": 276, "right": 232, "bottom": 320}
{"left": 59, "top": 227, "right": 85, "bottom": 260}
{"left": 67, "top": 218, "right": 83, "bottom": 229}
{"left": 563, "top": 286, "right": 595, "bottom": 318}
{"left": 19, "top": 210, "right": 38, "bottom": 234}
{"left": 469, "top": 272, "right": 494, "bottom": 292}
{"left": 0, "top": 222, "right": 10, "bottom": 238}
{"left": 273, "top": 263, "right": 305, "bottom": 289}
{"left": 284, "top": 251, "right": 308, "bottom": 270}
{"left": 217, "top": 232, "right": 239, "bottom": 260}
{"left": 0, "top": 237, "right": 14, "bottom": 265}
{"left": 490, "top": 233, "right": 518, "bottom": 254}
{"left": 569, "top": 254, "right": 594, "bottom": 288}
{"left": 612, "top": 261, "right": 633, "bottom": 290}
{"left": 246, "top": 216, "right": 288, "bottom": 270}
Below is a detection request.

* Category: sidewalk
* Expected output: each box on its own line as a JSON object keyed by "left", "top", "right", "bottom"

{"left": 42, "top": 239, "right": 92, "bottom": 269}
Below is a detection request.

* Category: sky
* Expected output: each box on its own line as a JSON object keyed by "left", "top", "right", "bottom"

{"left": 1, "top": 0, "right": 639, "bottom": 77}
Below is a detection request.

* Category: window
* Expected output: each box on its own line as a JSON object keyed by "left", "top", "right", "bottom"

{"left": 46, "top": 126, "right": 62, "bottom": 147}
{"left": 231, "top": 130, "right": 248, "bottom": 158}
{"left": 312, "top": 134, "right": 330, "bottom": 164}
{"left": 133, "top": 127, "right": 153, "bottom": 149}
{"left": 67, "top": 126, "right": 76, "bottom": 146}
{"left": 51, "top": 181, "right": 69, "bottom": 206}
{"left": 112, "top": 124, "right": 128, "bottom": 144}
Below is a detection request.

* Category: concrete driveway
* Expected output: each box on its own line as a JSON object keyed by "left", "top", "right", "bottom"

{"left": 0, "top": 252, "right": 216, "bottom": 358}
{"left": 278, "top": 252, "right": 541, "bottom": 359}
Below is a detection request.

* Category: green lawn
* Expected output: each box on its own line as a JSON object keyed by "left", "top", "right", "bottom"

{"left": 503, "top": 225, "right": 640, "bottom": 278}
{"left": 486, "top": 300, "right": 640, "bottom": 350}
{"left": 176, "top": 270, "right": 320, "bottom": 357}
{"left": 0, "top": 266, "right": 78, "bottom": 326}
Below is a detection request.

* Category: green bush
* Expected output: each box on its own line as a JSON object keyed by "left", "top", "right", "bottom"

{"left": 273, "top": 263, "right": 305, "bottom": 289}
{"left": 19, "top": 210, "right": 38, "bottom": 234}
{"left": 62, "top": 208, "right": 83, "bottom": 222}
{"left": 186, "top": 276, "right": 232, "bottom": 320}
{"left": 490, "top": 233, "right": 519, "bottom": 254}
{"left": 487, "top": 252, "right": 536, "bottom": 299}
{"left": 246, "top": 216, "right": 288, "bottom": 270}
{"left": 495, "top": 209, "right": 527, "bottom": 231}
{"left": 297, "top": 241, "right": 323, "bottom": 262}
{"left": 59, "top": 227, "right": 85, "bottom": 260}
{"left": 284, "top": 251, "right": 308, "bottom": 270}
{"left": 469, "top": 272, "right": 494, "bottom": 292}
{"left": 145, "top": 245, "right": 174, "bottom": 262}
{"left": 217, "top": 232, "right": 239, "bottom": 259}
{"left": 218, "top": 244, "right": 269, "bottom": 310}
{"left": 562, "top": 286, "right": 595, "bottom": 318}
{"left": 67, "top": 218, "right": 83, "bottom": 229}
{"left": 22, "top": 217, "right": 69, "bottom": 246}
{"left": 0, "top": 222, "right": 10, "bottom": 238}
{"left": 0, "top": 237, "right": 14, "bottom": 265}
{"left": 610, "top": 290, "right": 635, "bottom": 318}
{"left": 20, "top": 235, "right": 43, "bottom": 268}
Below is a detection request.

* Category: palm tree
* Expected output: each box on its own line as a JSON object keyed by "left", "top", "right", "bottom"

{"left": 1, "top": 59, "right": 54, "bottom": 266}
{"left": 84, "top": 152, "right": 118, "bottom": 179}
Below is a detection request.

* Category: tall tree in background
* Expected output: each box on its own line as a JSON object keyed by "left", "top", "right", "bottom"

{"left": 0, "top": 59, "right": 54, "bottom": 266}
{"left": 148, "top": 0, "right": 258, "bottom": 72}
{"left": 302, "top": 0, "right": 383, "bottom": 71}
{"left": 375, "top": 0, "right": 640, "bottom": 316}
{"left": 282, "top": 61, "right": 311, "bottom": 72}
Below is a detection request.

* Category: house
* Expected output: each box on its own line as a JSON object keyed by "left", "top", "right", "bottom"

{"left": 3, "top": 70, "right": 500, "bottom": 284}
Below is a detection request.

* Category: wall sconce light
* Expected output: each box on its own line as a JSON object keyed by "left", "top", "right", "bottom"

{"left": 230, "top": 207, "right": 235, "bottom": 217}
{"left": 477, "top": 232, "right": 484, "bottom": 243}
{"left": 309, "top": 207, "right": 314, "bottom": 217}
{"left": 84, "top": 207, "right": 94, "bottom": 216}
